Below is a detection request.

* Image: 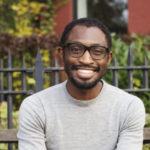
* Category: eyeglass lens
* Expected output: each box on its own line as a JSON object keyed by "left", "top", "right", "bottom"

{"left": 68, "top": 43, "right": 108, "bottom": 60}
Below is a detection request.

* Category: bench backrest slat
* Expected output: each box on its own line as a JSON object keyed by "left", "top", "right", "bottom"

{"left": 0, "top": 129, "right": 18, "bottom": 143}
{"left": 0, "top": 128, "right": 150, "bottom": 144}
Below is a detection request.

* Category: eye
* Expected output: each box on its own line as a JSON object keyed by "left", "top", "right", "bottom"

{"left": 92, "top": 47, "right": 106, "bottom": 55}
{"left": 69, "top": 45, "right": 82, "bottom": 54}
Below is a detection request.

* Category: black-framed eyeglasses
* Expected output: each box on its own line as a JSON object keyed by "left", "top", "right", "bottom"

{"left": 63, "top": 42, "right": 109, "bottom": 60}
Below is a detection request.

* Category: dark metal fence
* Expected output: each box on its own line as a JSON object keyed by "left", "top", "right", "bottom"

{"left": 109, "top": 49, "right": 150, "bottom": 92}
{"left": 0, "top": 49, "right": 150, "bottom": 150}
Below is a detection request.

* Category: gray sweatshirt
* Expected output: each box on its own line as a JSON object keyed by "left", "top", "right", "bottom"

{"left": 17, "top": 80, "right": 145, "bottom": 150}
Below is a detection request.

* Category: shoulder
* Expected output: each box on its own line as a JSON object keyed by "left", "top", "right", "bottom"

{"left": 102, "top": 80, "right": 145, "bottom": 114}
{"left": 102, "top": 81, "right": 145, "bottom": 128}
{"left": 103, "top": 80, "right": 142, "bottom": 103}
{"left": 20, "top": 81, "right": 66, "bottom": 111}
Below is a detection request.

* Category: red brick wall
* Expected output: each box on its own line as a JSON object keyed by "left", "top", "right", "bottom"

{"left": 52, "top": 1, "right": 73, "bottom": 82}
{"left": 55, "top": 0, "right": 73, "bottom": 36}
{"left": 128, "top": 0, "right": 150, "bottom": 34}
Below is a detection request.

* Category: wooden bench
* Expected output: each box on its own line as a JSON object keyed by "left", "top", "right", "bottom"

{"left": 144, "top": 128, "right": 150, "bottom": 144}
{"left": 0, "top": 128, "right": 150, "bottom": 144}
{"left": 0, "top": 129, "right": 18, "bottom": 143}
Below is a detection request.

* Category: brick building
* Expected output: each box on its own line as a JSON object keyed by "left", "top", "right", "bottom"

{"left": 55, "top": 0, "right": 150, "bottom": 35}
{"left": 128, "top": 0, "right": 150, "bottom": 34}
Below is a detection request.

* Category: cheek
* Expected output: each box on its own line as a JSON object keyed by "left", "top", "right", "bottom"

{"left": 97, "top": 59, "right": 107, "bottom": 67}
{"left": 64, "top": 54, "right": 78, "bottom": 65}
{"left": 99, "top": 56, "right": 111, "bottom": 66}
{"left": 63, "top": 56, "right": 75, "bottom": 70}
{"left": 97, "top": 61, "right": 108, "bottom": 72}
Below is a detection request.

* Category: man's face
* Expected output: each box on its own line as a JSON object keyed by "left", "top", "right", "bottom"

{"left": 63, "top": 25, "right": 112, "bottom": 89}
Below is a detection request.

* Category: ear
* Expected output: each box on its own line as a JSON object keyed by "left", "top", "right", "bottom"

{"left": 107, "top": 51, "right": 112, "bottom": 65}
{"left": 56, "top": 46, "right": 62, "bottom": 55}
{"left": 57, "top": 46, "right": 62, "bottom": 53}
{"left": 57, "top": 46, "right": 64, "bottom": 60}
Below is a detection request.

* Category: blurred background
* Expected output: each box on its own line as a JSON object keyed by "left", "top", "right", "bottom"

{"left": 0, "top": 0, "right": 150, "bottom": 149}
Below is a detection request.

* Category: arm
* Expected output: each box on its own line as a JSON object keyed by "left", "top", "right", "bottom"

{"left": 17, "top": 96, "right": 47, "bottom": 150}
{"left": 116, "top": 98, "right": 145, "bottom": 150}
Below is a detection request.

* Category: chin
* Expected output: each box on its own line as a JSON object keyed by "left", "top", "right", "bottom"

{"left": 65, "top": 66, "right": 105, "bottom": 89}
{"left": 69, "top": 77, "right": 101, "bottom": 90}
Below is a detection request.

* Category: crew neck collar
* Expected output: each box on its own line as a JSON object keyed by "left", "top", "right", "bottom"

{"left": 63, "top": 80, "right": 105, "bottom": 107}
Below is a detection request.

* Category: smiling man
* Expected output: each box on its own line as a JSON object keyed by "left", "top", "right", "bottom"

{"left": 18, "top": 18, "right": 145, "bottom": 150}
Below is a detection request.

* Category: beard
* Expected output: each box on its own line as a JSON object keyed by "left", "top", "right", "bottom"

{"left": 64, "top": 64, "right": 106, "bottom": 90}
{"left": 69, "top": 75, "right": 101, "bottom": 89}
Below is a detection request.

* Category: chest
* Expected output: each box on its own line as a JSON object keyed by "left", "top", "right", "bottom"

{"left": 45, "top": 104, "right": 120, "bottom": 150}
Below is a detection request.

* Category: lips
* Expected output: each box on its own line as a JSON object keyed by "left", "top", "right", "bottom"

{"left": 71, "top": 65, "right": 99, "bottom": 79}
{"left": 77, "top": 69, "right": 95, "bottom": 79}
{"left": 71, "top": 65, "right": 99, "bottom": 71}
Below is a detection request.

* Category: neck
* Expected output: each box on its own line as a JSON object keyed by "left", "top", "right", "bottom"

{"left": 66, "top": 80, "right": 103, "bottom": 100}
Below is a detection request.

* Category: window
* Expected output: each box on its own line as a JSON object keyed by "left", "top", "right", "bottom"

{"left": 87, "top": 0, "right": 128, "bottom": 33}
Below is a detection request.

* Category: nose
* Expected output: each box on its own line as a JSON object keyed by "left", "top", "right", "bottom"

{"left": 79, "top": 50, "right": 94, "bottom": 65}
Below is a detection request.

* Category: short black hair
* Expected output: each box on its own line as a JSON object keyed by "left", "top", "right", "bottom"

{"left": 60, "top": 18, "right": 112, "bottom": 49}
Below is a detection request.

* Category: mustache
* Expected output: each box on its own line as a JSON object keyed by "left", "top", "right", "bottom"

{"left": 71, "top": 64, "right": 100, "bottom": 72}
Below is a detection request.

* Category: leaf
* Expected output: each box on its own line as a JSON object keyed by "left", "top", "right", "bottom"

{"left": 28, "top": 78, "right": 35, "bottom": 85}
{"left": 0, "top": 101, "right": 7, "bottom": 118}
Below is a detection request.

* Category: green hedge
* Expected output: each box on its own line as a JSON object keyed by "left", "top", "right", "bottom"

{"left": 104, "top": 33, "right": 150, "bottom": 113}
{"left": 0, "top": 33, "right": 150, "bottom": 112}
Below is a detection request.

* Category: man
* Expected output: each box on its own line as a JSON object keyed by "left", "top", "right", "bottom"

{"left": 17, "top": 18, "right": 145, "bottom": 150}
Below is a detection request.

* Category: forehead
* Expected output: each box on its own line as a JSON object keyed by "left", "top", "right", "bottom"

{"left": 66, "top": 25, "right": 107, "bottom": 47}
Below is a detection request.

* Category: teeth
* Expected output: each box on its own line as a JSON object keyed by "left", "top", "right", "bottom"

{"left": 78, "top": 70, "right": 93, "bottom": 73}
{"left": 76, "top": 69, "right": 95, "bottom": 79}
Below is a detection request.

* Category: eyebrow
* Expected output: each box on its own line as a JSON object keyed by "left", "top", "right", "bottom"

{"left": 66, "top": 41, "right": 107, "bottom": 48}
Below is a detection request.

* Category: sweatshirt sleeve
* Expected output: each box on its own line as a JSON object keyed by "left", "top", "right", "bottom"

{"left": 116, "top": 97, "right": 145, "bottom": 150}
{"left": 17, "top": 96, "right": 47, "bottom": 150}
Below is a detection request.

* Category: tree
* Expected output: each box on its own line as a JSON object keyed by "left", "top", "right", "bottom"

{"left": 0, "top": 0, "right": 67, "bottom": 36}
{"left": 88, "top": 0, "right": 127, "bottom": 33}
{"left": 0, "top": 0, "right": 68, "bottom": 55}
